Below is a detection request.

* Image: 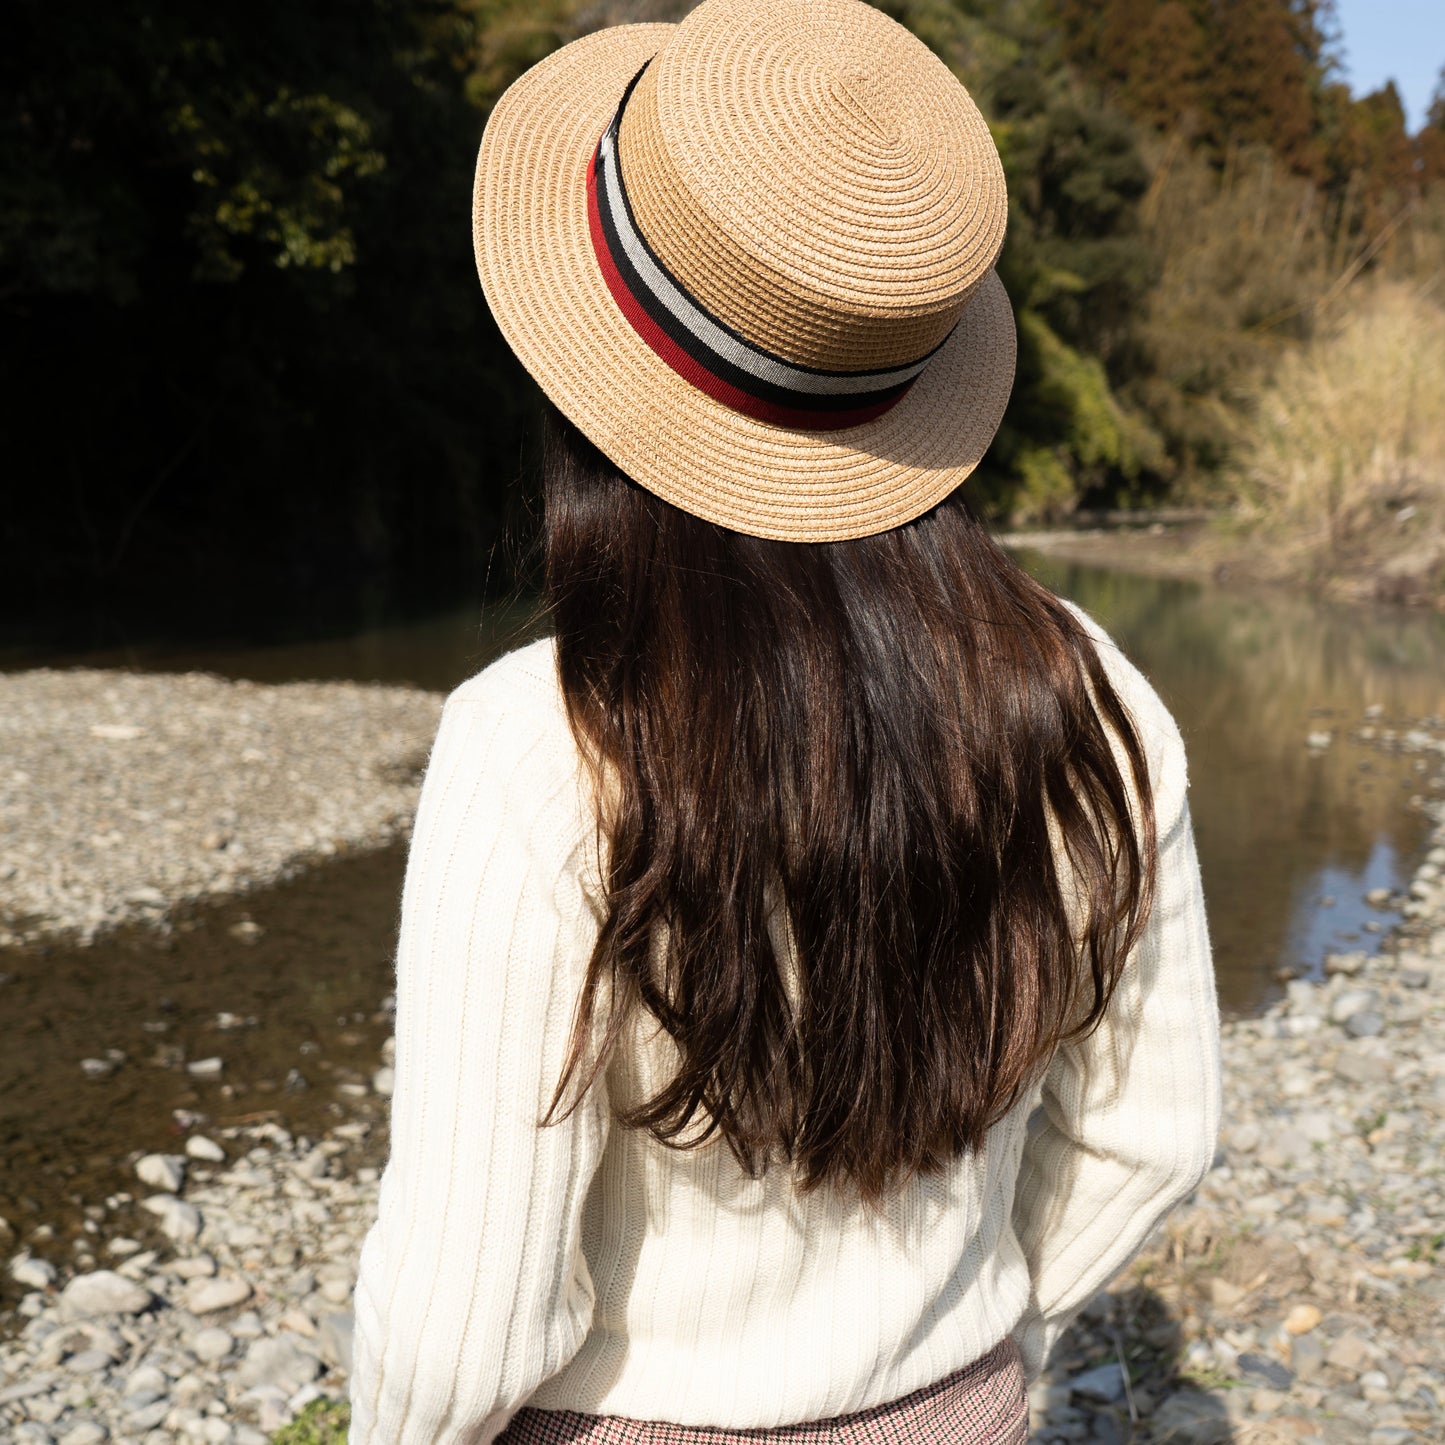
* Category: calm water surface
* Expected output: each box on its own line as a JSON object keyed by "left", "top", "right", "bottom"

{"left": 1013, "top": 548, "right": 1445, "bottom": 1013}
{"left": 30, "top": 557, "right": 1445, "bottom": 1017}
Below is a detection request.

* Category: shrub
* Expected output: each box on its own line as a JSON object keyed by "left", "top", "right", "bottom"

{"left": 1230, "top": 279, "right": 1445, "bottom": 574}
{"left": 271, "top": 1399, "right": 351, "bottom": 1445}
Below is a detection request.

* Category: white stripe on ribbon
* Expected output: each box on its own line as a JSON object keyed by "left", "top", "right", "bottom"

{"left": 596, "top": 128, "right": 936, "bottom": 399}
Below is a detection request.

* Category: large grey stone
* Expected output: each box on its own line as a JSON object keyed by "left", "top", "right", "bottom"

{"left": 56, "top": 1270, "right": 153, "bottom": 1320}
{"left": 317, "top": 1311, "right": 355, "bottom": 1372}
{"left": 235, "top": 1333, "right": 323, "bottom": 1393}
{"left": 1067, "top": 1362, "right": 1125, "bottom": 1403}
{"left": 1150, "top": 1391, "right": 1231, "bottom": 1444}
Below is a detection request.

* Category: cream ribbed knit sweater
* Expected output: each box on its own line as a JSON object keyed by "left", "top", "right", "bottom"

{"left": 348, "top": 598, "right": 1221, "bottom": 1444}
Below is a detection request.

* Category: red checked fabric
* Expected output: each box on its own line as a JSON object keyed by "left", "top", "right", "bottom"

{"left": 497, "top": 1336, "right": 1028, "bottom": 1444}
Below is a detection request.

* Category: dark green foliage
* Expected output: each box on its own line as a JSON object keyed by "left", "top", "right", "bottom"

{"left": 4, "top": 0, "right": 1442, "bottom": 644}
{"left": 270, "top": 1399, "right": 350, "bottom": 1445}
{"left": 2, "top": 0, "right": 535, "bottom": 647}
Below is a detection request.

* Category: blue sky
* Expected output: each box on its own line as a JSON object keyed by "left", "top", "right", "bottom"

{"left": 1334, "top": 0, "right": 1444, "bottom": 132}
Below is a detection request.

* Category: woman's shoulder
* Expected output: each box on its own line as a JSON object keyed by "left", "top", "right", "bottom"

{"left": 431, "top": 634, "right": 581, "bottom": 793}
{"left": 448, "top": 633, "right": 562, "bottom": 712}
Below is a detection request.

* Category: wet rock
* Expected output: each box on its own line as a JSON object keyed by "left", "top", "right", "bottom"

{"left": 79, "top": 1058, "right": 114, "bottom": 1079}
{"left": 185, "top": 1056, "right": 224, "bottom": 1079}
{"left": 1324, "top": 950, "right": 1366, "bottom": 977}
{"left": 134, "top": 1154, "right": 186, "bottom": 1193}
{"left": 11, "top": 1255, "right": 58, "bottom": 1289}
{"left": 371, "top": 1066, "right": 395, "bottom": 1097}
{"left": 184, "top": 1135, "right": 226, "bottom": 1163}
{"left": 141, "top": 1194, "right": 202, "bottom": 1245}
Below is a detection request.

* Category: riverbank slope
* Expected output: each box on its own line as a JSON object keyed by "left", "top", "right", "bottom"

{"left": 998, "top": 514, "right": 1445, "bottom": 612}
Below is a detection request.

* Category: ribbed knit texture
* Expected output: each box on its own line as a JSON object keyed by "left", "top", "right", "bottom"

{"left": 348, "top": 598, "right": 1221, "bottom": 1444}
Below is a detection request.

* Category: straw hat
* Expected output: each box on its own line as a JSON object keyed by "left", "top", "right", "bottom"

{"left": 473, "top": 0, "right": 1016, "bottom": 542}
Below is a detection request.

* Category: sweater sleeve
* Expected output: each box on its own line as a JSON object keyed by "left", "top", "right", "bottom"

{"left": 349, "top": 676, "right": 611, "bottom": 1444}
{"left": 1010, "top": 656, "right": 1222, "bottom": 1383}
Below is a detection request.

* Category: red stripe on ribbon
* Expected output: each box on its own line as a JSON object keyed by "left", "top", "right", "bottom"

{"left": 585, "top": 151, "right": 909, "bottom": 432}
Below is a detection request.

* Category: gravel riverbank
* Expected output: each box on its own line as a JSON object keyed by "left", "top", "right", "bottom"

{"left": 1, "top": 695, "right": 1442, "bottom": 1443}
{"left": 0, "top": 669, "right": 443, "bottom": 946}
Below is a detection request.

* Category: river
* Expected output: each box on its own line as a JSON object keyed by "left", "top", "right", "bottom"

{"left": 3, "top": 553, "right": 1444, "bottom": 1275}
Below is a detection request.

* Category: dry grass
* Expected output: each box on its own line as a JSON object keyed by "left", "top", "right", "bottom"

{"left": 1229, "top": 278, "right": 1445, "bottom": 595}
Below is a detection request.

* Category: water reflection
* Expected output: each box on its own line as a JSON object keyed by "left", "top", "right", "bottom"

{"left": 1011, "top": 547, "right": 1445, "bottom": 1016}
{"left": 12, "top": 556, "right": 1445, "bottom": 1019}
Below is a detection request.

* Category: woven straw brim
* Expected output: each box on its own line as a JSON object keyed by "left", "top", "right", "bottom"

{"left": 474, "top": 24, "right": 1018, "bottom": 543}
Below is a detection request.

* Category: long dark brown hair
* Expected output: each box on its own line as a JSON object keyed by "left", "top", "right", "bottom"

{"left": 537, "top": 404, "right": 1157, "bottom": 1210}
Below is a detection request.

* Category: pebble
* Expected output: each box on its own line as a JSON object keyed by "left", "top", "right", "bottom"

{"left": 6, "top": 701, "right": 1445, "bottom": 1445}
{"left": 1330, "top": 987, "right": 1380, "bottom": 1024}
{"left": 56, "top": 1270, "right": 153, "bottom": 1320}
{"left": 58, "top": 1421, "right": 106, "bottom": 1445}
{"left": 185, "top": 1136, "right": 226, "bottom": 1163}
{"left": 58, "top": 1426, "right": 108, "bottom": 1445}
{"left": 140, "top": 1195, "right": 202, "bottom": 1245}
{"left": 192, "top": 1328, "right": 234, "bottom": 1364}
{"left": 184, "top": 1277, "right": 252, "bottom": 1314}
{"left": 134, "top": 1154, "right": 186, "bottom": 1193}
{"left": 11, "top": 1255, "right": 58, "bottom": 1290}
{"left": 0, "top": 669, "right": 442, "bottom": 944}
{"left": 1068, "top": 1363, "right": 1125, "bottom": 1403}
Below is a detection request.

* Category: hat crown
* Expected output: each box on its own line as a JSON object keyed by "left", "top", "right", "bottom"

{"left": 617, "top": 0, "right": 1007, "bottom": 372}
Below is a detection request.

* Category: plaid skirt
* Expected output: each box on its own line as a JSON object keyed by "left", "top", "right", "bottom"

{"left": 498, "top": 1335, "right": 1027, "bottom": 1444}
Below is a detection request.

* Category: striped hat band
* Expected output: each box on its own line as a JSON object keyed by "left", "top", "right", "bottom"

{"left": 586, "top": 65, "right": 954, "bottom": 432}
